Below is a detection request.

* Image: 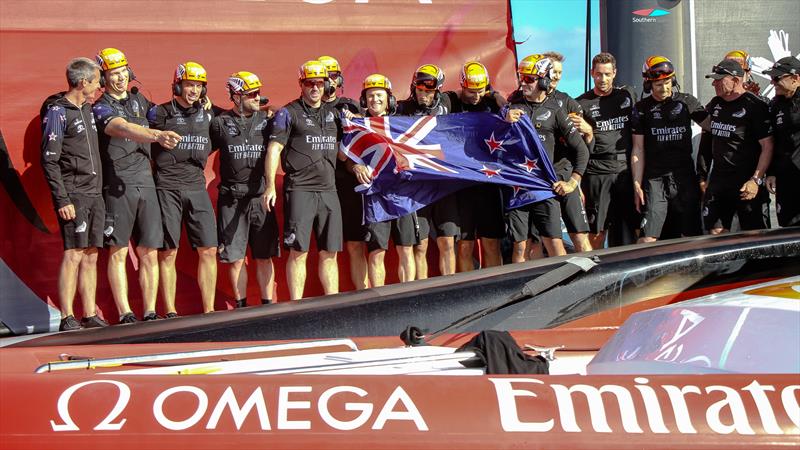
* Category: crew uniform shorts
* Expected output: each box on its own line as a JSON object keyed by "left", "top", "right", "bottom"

{"left": 366, "top": 213, "right": 420, "bottom": 252}
{"left": 417, "top": 193, "right": 460, "bottom": 240}
{"left": 337, "top": 176, "right": 370, "bottom": 243}
{"left": 58, "top": 193, "right": 105, "bottom": 250}
{"left": 283, "top": 190, "right": 343, "bottom": 253}
{"left": 103, "top": 185, "right": 163, "bottom": 249}
{"left": 457, "top": 185, "right": 506, "bottom": 241}
{"left": 217, "top": 193, "right": 280, "bottom": 263}
{"left": 581, "top": 170, "right": 635, "bottom": 234}
{"left": 158, "top": 189, "right": 218, "bottom": 249}
{"left": 508, "top": 197, "right": 563, "bottom": 243}
{"left": 641, "top": 171, "right": 701, "bottom": 239}
{"left": 702, "top": 181, "right": 770, "bottom": 231}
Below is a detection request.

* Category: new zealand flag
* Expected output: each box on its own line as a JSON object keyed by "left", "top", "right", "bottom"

{"left": 340, "top": 112, "right": 556, "bottom": 223}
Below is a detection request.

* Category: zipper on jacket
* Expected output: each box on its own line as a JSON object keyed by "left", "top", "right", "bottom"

{"left": 79, "top": 106, "right": 97, "bottom": 176}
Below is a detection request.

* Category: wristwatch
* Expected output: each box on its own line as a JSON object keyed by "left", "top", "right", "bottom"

{"left": 750, "top": 175, "right": 765, "bottom": 186}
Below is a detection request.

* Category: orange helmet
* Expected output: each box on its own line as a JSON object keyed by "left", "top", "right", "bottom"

{"left": 95, "top": 48, "right": 128, "bottom": 71}
{"left": 642, "top": 55, "right": 675, "bottom": 81}
{"left": 460, "top": 61, "right": 490, "bottom": 89}
{"left": 175, "top": 61, "right": 207, "bottom": 84}
{"left": 298, "top": 60, "right": 328, "bottom": 81}
{"left": 412, "top": 64, "right": 445, "bottom": 91}
{"left": 518, "top": 54, "right": 553, "bottom": 78}
{"left": 725, "top": 49, "right": 751, "bottom": 71}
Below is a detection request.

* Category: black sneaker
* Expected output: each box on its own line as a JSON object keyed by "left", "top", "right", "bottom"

{"left": 235, "top": 299, "right": 247, "bottom": 308}
{"left": 143, "top": 312, "right": 162, "bottom": 321}
{"left": 59, "top": 315, "right": 81, "bottom": 331}
{"left": 119, "top": 312, "right": 138, "bottom": 324}
{"left": 165, "top": 312, "right": 179, "bottom": 319}
{"left": 81, "top": 315, "right": 108, "bottom": 329}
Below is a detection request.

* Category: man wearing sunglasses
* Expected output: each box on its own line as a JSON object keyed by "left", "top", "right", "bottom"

{"left": 210, "top": 71, "right": 278, "bottom": 308}
{"left": 700, "top": 59, "right": 774, "bottom": 234}
{"left": 396, "top": 64, "right": 458, "bottom": 279}
{"left": 264, "top": 60, "right": 342, "bottom": 300}
{"left": 631, "top": 56, "right": 709, "bottom": 243}
{"left": 765, "top": 56, "right": 800, "bottom": 227}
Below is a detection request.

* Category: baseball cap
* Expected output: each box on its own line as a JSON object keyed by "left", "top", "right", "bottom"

{"left": 763, "top": 56, "right": 800, "bottom": 77}
{"left": 705, "top": 59, "right": 744, "bottom": 79}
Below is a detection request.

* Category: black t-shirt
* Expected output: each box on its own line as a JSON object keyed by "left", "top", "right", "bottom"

{"left": 210, "top": 109, "right": 270, "bottom": 193}
{"left": 769, "top": 89, "right": 800, "bottom": 173}
{"left": 549, "top": 89, "right": 582, "bottom": 115}
{"left": 396, "top": 93, "right": 452, "bottom": 116}
{"left": 147, "top": 100, "right": 214, "bottom": 190}
{"left": 445, "top": 90, "right": 502, "bottom": 113}
{"left": 705, "top": 92, "right": 772, "bottom": 183}
{"left": 93, "top": 91, "right": 155, "bottom": 188}
{"left": 632, "top": 92, "right": 707, "bottom": 178}
{"left": 577, "top": 87, "right": 636, "bottom": 174}
{"left": 269, "top": 98, "right": 340, "bottom": 192}
{"left": 327, "top": 96, "right": 360, "bottom": 114}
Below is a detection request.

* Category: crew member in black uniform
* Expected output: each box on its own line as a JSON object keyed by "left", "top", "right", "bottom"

{"left": 700, "top": 59, "right": 774, "bottom": 233}
{"left": 264, "top": 60, "right": 342, "bottom": 300}
{"left": 318, "top": 55, "right": 370, "bottom": 290}
{"left": 442, "top": 61, "right": 507, "bottom": 271}
{"left": 211, "top": 71, "right": 279, "bottom": 307}
{"left": 505, "top": 54, "right": 589, "bottom": 261}
{"left": 576, "top": 52, "right": 639, "bottom": 248}
{"left": 765, "top": 56, "right": 800, "bottom": 227}
{"left": 148, "top": 61, "right": 218, "bottom": 315}
{"left": 41, "top": 57, "right": 107, "bottom": 331}
{"left": 631, "top": 56, "right": 709, "bottom": 242}
{"left": 93, "top": 48, "right": 181, "bottom": 323}
{"left": 396, "top": 64, "right": 457, "bottom": 278}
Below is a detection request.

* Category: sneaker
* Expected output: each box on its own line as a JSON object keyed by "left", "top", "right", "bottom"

{"left": 165, "top": 312, "right": 179, "bottom": 319}
{"left": 143, "top": 312, "right": 162, "bottom": 321}
{"left": 235, "top": 299, "right": 247, "bottom": 308}
{"left": 59, "top": 315, "right": 81, "bottom": 331}
{"left": 261, "top": 299, "right": 274, "bottom": 305}
{"left": 81, "top": 315, "right": 109, "bottom": 329}
{"left": 119, "top": 312, "right": 138, "bottom": 324}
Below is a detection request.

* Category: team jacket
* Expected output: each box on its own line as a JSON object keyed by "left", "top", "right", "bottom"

{"left": 41, "top": 95, "right": 102, "bottom": 209}
{"left": 396, "top": 92, "right": 452, "bottom": 116}
{"left": 769, "top": 88, "right": 800, "bottom": 173}
{"left": 210, "top": 109, "right": 271, "bottom": 196}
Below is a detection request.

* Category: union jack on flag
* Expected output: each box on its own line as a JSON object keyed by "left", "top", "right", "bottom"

{"left": 340, "top": 112, "right": 557, "bottom": 223}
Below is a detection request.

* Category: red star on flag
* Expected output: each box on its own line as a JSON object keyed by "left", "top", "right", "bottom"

{"left": 480, "top": 165, "right": 501, "bottom": 178}
{"left": 517, "top": 157, "right": 538, "bottom": 173}
{"left": 512, "top": 185, "right": 527, "bottom": 197}
{"left": 484, "top": 132, "right": 505, "bottom": 154}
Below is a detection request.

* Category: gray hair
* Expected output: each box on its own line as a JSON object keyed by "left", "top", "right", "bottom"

{"left": 66, "top": 57, "right": 100, "bottom": 88}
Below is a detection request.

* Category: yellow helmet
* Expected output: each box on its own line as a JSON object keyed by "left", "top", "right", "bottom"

{"left": 175, "top": 61, "right": 207, "bottom": 84}
{"left": 518, "top": 54, "right": 553, "bottom": 78}
{"left": 412, "top": 64, "right": 445, "bottom": 90}
{"left": 725, "top": 49, "right": 751, "bottom": 70}
{"left": 363, "top": 73, "right": 392, "bottom": 91}
{"left": 460, "top": 61, "right": 489, "bottom": 89}
{"left": 227, "top": 71, "right": 262, "bottom": 94}
{"left": 95, "top": 48, "right": 128, "bottom": 71}
{"left": 298, "top": 60, "right": 328, "bottom": 81}
{"left": 642, "top": 55, "right": 675, "bottom": 81}
{"left": 317, "top": 56, "right": 341, "bottom": 74}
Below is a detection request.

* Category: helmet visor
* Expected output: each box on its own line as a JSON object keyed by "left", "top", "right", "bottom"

{"left": 414, "top": 78, "right": 439, "bottom": 90}
{"left": 645, "top": 61, "right": 675, "bottom": 80}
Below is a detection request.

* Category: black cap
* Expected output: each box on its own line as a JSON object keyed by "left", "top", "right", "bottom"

{"left": 705, "top": 59, "right": 745, "bottom": 79}
{"left": 764, "top": 56, "right": 800, "bottom": 78}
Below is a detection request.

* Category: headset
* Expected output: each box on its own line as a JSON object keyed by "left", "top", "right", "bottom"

{"left": 173, "top": 62, "right": 208, "bottom": 98}
{"left": 360, "top": 89, "right": 397, "bottom": 115}
{"left": 99, "top": 66, "right": 136, "bottom": 88}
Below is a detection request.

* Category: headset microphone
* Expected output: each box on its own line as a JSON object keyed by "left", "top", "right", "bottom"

{"left": 259, "top": 97, "right": 269, "bottom": 106}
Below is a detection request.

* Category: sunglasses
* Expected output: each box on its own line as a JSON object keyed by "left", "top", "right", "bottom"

{"left": 645, "top": 61, "right": 674, "bottom": 79}
{"left": 238, "top": 90, "right": 260, "bottom": 98}
{"left": 519, "top": 74, "right": 537, "bottom": 85}
{"left": 414, "top": 79, "right": 439, "bottom": 90}
{"left": 302, "top": 80, "right": 325, "bottom": 88}
{"left": 771, "top": 74, "right": 790, "bottom": 83}
{"left": 712, "top": 65, "right": 738, "bottom": 77}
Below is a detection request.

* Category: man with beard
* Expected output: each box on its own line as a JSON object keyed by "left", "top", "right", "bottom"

{"left": 211, "top": 71, "right": 279, "bottom": 307}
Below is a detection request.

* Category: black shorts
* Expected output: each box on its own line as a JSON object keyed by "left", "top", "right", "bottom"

{"left": 58, "top": 193, "right": 105, "bottom": 250}
{"left": 559, "top": 189, "right": 589, "bottom": 234}
{"left": 508, "top": 197, "right": 563, "bottom": 242}
{"left": 103, "top": 185, "right": 163, "bottom": 249}
{"left": 582, "top": 171, "right": 637, "bottom": 234}
{"left": 366, "top": 213, "right": 419, "bottom": 252}
{"left": 337, "top": 182, "right": 369, "bottom": 243}
{"left": 217, "top": 193, "right": 280, "bottom": 262}
{"left": 457, "top": 185, "right": 506, "bottom": 240}
{"left": 702, "top": 182, "right": 770, "bottom": 231}
{"left": 776, "top": 165, "right": 800, "bottom": 227}
{"left": 284, "top": 190, "right": 343, "bottom": 252}
{"left": 158, "top": 189, "right": 218, "bottom": 249}
{"left": 641, "top": 172, "right": 701, "bottom": 239}
{"left": 417, "top": 193, "right": 460, "bottom": 240}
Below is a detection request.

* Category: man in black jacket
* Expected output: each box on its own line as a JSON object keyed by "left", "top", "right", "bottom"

{"left": 41, "top": 57, "right": 107, "bottom": 331}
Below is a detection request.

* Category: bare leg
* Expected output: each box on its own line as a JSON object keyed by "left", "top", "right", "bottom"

{"left": 255, "top": 258, "right": 275, "bottom": 302}
{"left": 158, "top": 249, "right": 178, "bottom": 315}
{"left": 436, "top": 236, "right": 456, "bottom": 275}
{"left": 136, "top": 246, "right": 159, "bottom": 313}
{"left": 197, "top": 246, "right": 217, "bottom": 313}
{"left": 480, "top": 237, "right": 502, "bottom": 268}
{"left": 414, "top": 238, "right": 429, "bottom": 280}
{"left": 58, "top": 249, "right": 83, "bottom": 318}
{"left": 368, "top": 249, "right": 386, "bottom": 287}
{"left": 569, "top": 232, "right": 593, "bottom": 253}
{"left": 287, "top": 249, "right": 308, "bottom": 300}
{"left": 228, "top": 259, "right": 247, "bottom": 302}
{"left": 318, "top": 250, "right": 339, "bottom": 295}
{"left": 528, "top": 239, "right": 544, "bottom": 260}
{"left": 589, "top": 231, "right": 607, "bottom": 250}
{"left": 512, "top": 241, "right": 527, "bottom": 264}
{"left": 77, "top": 248, "right": 99, "bottom": 317}
{"left": 107, "top": 245, "right": 132, "bottom": 316}
{"left": 542, "top": 237, "right": 567, "bottom": 257}
{"left": 709, "top": 228, "right": 726, "bottom": 235}
{"left": 457, "top": 239, "right": 476, "bottom": 272}
{"left": 637, "top": 236, "right": 658, "bottom": 244}
{"left": 396, "top": 245, "right": 415, "bottom": 282}
{"left": 345, "top": 241, "right": 369, "bottom": 290}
